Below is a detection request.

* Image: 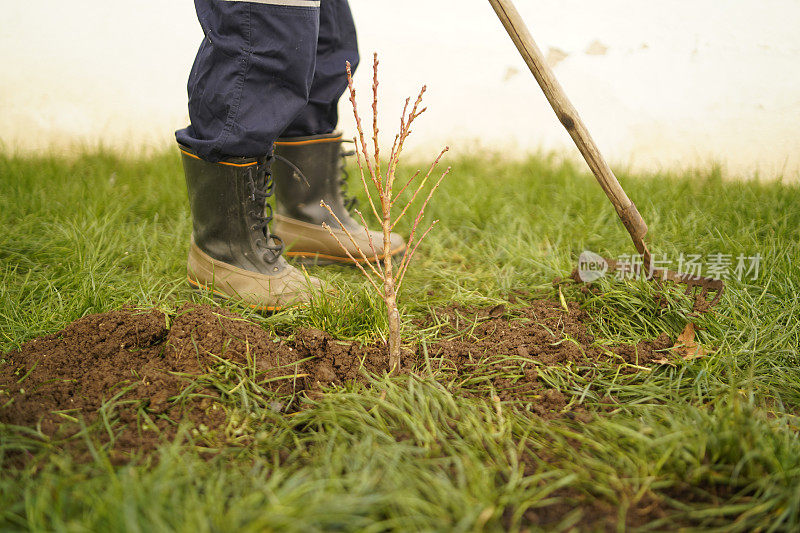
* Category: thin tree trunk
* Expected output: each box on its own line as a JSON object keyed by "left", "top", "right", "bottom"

{"left": 385, "top": 288, "right": 401, "bottom": 371}
{"left": 383, "top": 207, "right": 401, "bottom": 371}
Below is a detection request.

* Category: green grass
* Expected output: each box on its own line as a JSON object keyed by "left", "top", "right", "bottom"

{"left": 1, "top": 148, "right": 800, "bottom": 531}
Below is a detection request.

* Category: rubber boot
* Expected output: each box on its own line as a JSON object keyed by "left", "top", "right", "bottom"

{"left": 271, "top": 132, "right": 406, "bottom": 265}
{"left": 179, "top": 145, "right": 322, "bottom": 310}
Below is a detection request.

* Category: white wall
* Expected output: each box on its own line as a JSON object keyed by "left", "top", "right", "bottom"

{"left": 2, "top": 0, "right": 799, "bottom": 180}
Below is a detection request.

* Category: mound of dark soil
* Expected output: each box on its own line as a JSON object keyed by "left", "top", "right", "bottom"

{"left": 1, "top": 308, "right": 173, "bottom": 431}
{"left": 0, "top": 299, "right": 680, "bottom": 458}
{"left": 0, "top": 304, "right": 412, "bottom": 456}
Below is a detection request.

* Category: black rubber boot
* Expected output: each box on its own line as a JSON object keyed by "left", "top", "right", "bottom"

{"left": 179, "top": 144, "right": 321, "bottom": 310}
{"left": 272, "top": 131, "right": 405, "bottom": 264}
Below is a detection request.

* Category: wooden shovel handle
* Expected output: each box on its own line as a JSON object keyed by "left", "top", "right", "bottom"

{"left": 488, "top": 0, "right": 650, "bottom": 262}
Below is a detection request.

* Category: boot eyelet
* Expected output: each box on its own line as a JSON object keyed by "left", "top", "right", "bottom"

{"left": 273, "top": 267, "right": 278, "bottom": 272}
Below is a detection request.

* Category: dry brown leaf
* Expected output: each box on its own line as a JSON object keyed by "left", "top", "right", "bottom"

{"left": 673, "top": 322, "right": 709, "bottom": 359}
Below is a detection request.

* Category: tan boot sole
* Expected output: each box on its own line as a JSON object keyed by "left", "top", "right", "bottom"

{"left": 285, "top": 244, "right": 407, "bottom": 265}
{"left": 186, "top": 276, "right": 280, "bottom": 312}
{"left": 186, "top": 241, "right": 319, "bottom": 311}
{"left": 275, "top": 214, "right": 407, "bottom": 265}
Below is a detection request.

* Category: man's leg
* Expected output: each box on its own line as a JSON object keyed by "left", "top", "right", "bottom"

{"left": 271, "top": 0, "right": 406, "bottom": 265}
{"left": 281, "top": 0, "right": 359, "bottom": 138}
{"left": 177, "top": 0, "right": 321, "bottom": 161}
{"left": 175, "top": 0, "right": 325, "bottom": 310}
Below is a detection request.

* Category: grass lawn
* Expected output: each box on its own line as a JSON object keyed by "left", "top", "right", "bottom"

{"left": 1, "top": 148, "right": 799, "bottom": 531}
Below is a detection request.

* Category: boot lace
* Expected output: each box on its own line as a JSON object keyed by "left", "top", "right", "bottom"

{"left": 246, "top": 157, "right": 284, "bottom": 264}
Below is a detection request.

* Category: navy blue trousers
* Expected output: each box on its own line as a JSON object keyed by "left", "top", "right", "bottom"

{"left": 176, "top": 0, "right": 359, "bottom": 162}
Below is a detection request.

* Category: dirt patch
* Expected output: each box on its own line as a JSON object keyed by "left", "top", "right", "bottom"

{"left": 502, "top": 485, "right": 670, "bottom": 531}
{"left": 0, "top": 307, "right": 227, "bottom": 460}
{"left": 0, "top": 308, "right": 171, "bottom": 431}
{"left": 0, "top": 304, "right": 408, "bottom": 461}
{"left": 425, "top": 300, "right": 673, "bottom": 414}
{"left": 1, "top": 299, "right": 683, "bottom": 460}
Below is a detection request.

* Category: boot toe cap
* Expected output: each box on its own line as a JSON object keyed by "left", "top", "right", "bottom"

{"left": 187, "top": 242, "right": 324, "bottom": 310}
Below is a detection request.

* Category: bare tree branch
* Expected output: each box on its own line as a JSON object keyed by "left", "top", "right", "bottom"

{"left": 371, "top": 53, "right": 381, "bottom": 183}
{"left": 392, "top": 147, "right": 449, "bottom": 228}
{"left": 346, "top": 61, "right": 381, "bottom": 195}
{"left": 395, "top": 167, "right": 451, "bottom": 279}
{"left": 396, "top": 220, "right": 439, "bottom": 291}
{"left": 321, "top": 222, "right": 383, "bottom": 296}
{"left": 352, "top": 136, "right": 382, "bottom": 222}
{"left": 321, "top": 201, "right": 383, "bottom": 280}
{"left": 354, "top": 208, "right": 381, "bottom": 264}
